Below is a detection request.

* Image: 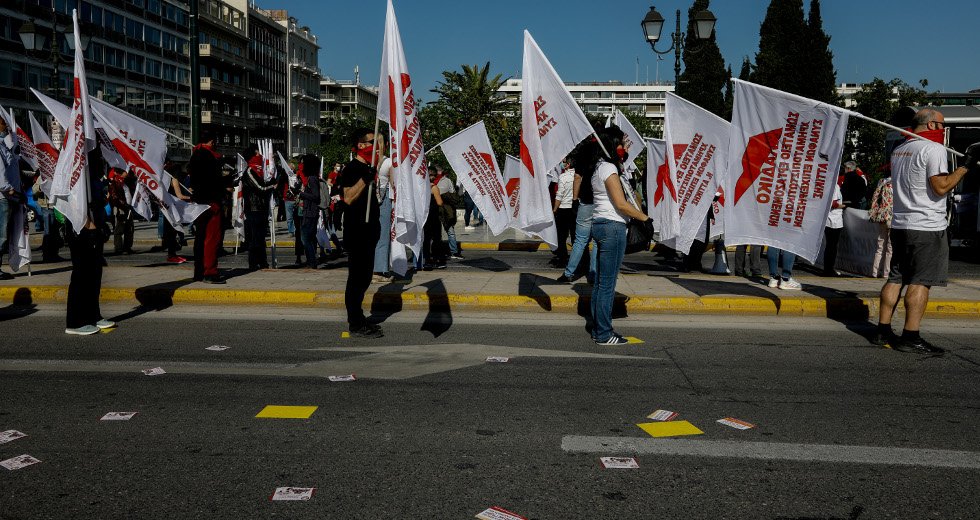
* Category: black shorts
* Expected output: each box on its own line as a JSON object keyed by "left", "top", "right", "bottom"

{"left": 887, "top": 229, "right": 948, "bottom": 287}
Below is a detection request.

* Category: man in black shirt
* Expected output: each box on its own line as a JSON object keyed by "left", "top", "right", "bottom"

{"left": 340, "top": 128, "right": 383, "bottom": 338}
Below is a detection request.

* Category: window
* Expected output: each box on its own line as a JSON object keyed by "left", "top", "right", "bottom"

{"left": 147, "top": 0, "right": 160, "bottom": 15}
{"left": 126, "top": 87, "right": 144, "bottom": 109}
{"left": 104, "top": 48, "right": 125, "bottom": 68}
{"left": 126, "top": 19, "right": 144, "bottom": 39}
{"left": 162, "top": 64, "right": 177, "bottom": 82}
{"left": 128, "top": 0, "right": 145, "bottom": 8}
{"left": 145, "top": 27, "right": 161, "bottom": 46}
{"left": 127, "top": 54, "right": 144, "bottom": 73}
{"left": 146, "top": 59, "right": 162, "bottom": 78}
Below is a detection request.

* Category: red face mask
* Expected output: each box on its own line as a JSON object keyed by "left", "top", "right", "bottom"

{"left": 616, "top": 146, "right": 628, "bottom": 162}
{"left": 355, "top": 144, "right": 375, "bottom": 164}
{"left": 915, "top": 128, "right": 945, "bottom": 144}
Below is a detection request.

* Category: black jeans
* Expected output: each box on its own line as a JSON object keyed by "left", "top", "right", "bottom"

{"left": 824, "top": 226, "right": 842, "bottom": 274}
{"left": 422, "top": 210, "right": 444, "bottom": 265}
{"left": 67, "top": 228, "right": 104, "bottom": 329}
{"left": 345, "top": 225, "right": 380, "bottom": 329}
{"left": 555, "top": 207, "right": 576, "bottom": 260}
{"left": 301, "top": 217, "right": 318, "bottom": 268}
{"left": 244, "top": 210, "right": 269, "bottom": 269}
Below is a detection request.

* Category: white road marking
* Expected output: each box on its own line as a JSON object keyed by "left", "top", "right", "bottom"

{"left": 561, "top": 436, "right": 980, "bottom": 469}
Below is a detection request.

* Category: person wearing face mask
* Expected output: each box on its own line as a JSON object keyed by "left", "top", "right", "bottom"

{"left": 0, "top": 115, "right": 22, "bottom": 280}
{"left": 339, "top": 128, "right": 383, "bottom": 338}
{"left": 874, "top": 108, "right": 979, "bottom": 354}
{"left": 580, "top": 125, "right": 655, "bottom": 345}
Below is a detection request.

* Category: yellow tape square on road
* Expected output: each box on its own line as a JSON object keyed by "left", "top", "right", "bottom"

{"left": 637, "top": 420, "right": 704, "bottom": 438}
{"left": 255, "top": 405, "right": 318, "bottom": 419}
{"left": 624, "top": 337, "right": 644, "bottom": 344}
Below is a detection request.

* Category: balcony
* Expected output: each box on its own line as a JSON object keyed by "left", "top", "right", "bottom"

{"left": 291, "top": 89, "right": 317, "bottom": 102}
{"left": 200, "top": 77, "right": 250, "bottom": 99}
{"left": 289, "top": 60, "right": 322, "bottom": 77}
{"left": 201, "top": 110, "right": 246, "bottom": 127}
{"left": 199, "top": 44, "right": 252, "bottom": 70}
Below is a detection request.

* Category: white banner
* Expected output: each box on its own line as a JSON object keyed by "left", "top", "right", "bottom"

{"left": 8, "top": 204, "right": 30, "bottom": 273}
{"left": 518, "top": 31, "right": 594, "bottom": 247}
{"left": 615, "top": 110, "right": 646, "bottom": 174}
{"left": 50, "top": 11, "right": 94, "bottom": 233}
{"left": 663, "top": 93, "right": 731, "bottom": 254}
{"left": 503, "top": 154, "right": 521, "bottom": 222}
{"left": 1, "top": 107, "right": 38, "bottom": 171}
{"left": 29, "top": 112, "right": 57, "bottom": 198}
{"left": 32, "top": 88, "right": 130, "bottom": 176}
{"left": 644, "top": 137, "right": 675, "bottom": 237}
{"left": 437, "top": 121, "right": 510, "bottom": 235}
{"left": 725, "top": 79, "right": 849, "bottom": 262}
{"left": 378, "top": 0, "right": 429, "bottom": 276}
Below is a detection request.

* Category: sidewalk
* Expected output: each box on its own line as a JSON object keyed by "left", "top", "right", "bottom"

{"left": 2, "top": 261, "right": 979, "bottom": 319}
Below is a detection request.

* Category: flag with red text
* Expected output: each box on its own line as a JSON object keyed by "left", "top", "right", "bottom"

{"left": 29, "top": 112, "right": 58, "bottom": 198}
{"left": 438, "top": 121, "right": 510, "bottom": 235}
{"left": 1, "top": 107, "right": 38, "bottom": 171}
{"left": 663, "top": 92, "right": 731, "bottom": 254}
{"left": 378, "top": 0, "right": 429, "bottom": 276}
{"left": 503, "top": 154, "right": 521, "bottom": 222}
{"left": 49, "top": 11, "right": 94, "bottom": 233}
{"left": 644, "top": 137, "right": 679, "bottom": 239}
{"left": 518, "top": 31, "right": 594, "bottom": 247}
{"left": 725, "top": 79, "right": 849, "bottom": 262}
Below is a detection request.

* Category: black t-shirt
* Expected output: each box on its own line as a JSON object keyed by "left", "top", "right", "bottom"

{"left": 339, "top": 159, "right": 380, "bottom": 231}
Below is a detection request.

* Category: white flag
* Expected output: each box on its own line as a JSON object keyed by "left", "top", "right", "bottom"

{"left": 725, "top": 79, "right": 849, "bottom": 262}
{"left": 50, "top": 11, "right": 94, "bottom": 233}
{"left": 518, "top": 31, "right": 594, "bottom": 247}
{"left": 437, "top": 121, "right": 510, "bottom": 235}
{"left": 91, "top": 99, "right": 208, "bottom": 230}
{"left": 232, "top": 154, "right": 246, "bottom": 238}
{"left": 644, "top": 137, "right": 677, "bottom": 238}
{"left": 32, "top": 88, "right": 129, "bottom": 174}
{"left": 8, "top": 204, "right": 31, "bottom": 273}
{"left": 29, "top": 112, "right": 58, "bottom": 198}
{"left": 277, "top": 151, "right": 297, "bottom": 186}
{"left": 378, "top": 0, "right": 429, "bottom": 276}
{"left": 614, "top": 109, "right": 646, "bottom": 175}
{"left": 502, "top": 154, "right": 521, "bottom": 222}
{"left": 2, "top": 107, "right": 38, "bottom": 171}
{"left": 663, "top": 92, "right": 731, "bottom": 254}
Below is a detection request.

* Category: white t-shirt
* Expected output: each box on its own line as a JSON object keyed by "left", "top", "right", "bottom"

{"left": 590, "top": 161, "right": 626, "bottom": 224}
{"left": 377, "top": 157, "right": 394, "bottom": 200}
{"left": 555, "top": 169, "right": 575, "bottom": 209}
{"left": 890, "top": 139, "right": 948, "bottom": 231}
{"left": 826, "top": 183, "right": 843, "bottom": 229}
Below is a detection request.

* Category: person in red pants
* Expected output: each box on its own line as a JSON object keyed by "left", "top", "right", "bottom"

{"left": 188, "top": 132, "right": 233, "bottom": 284}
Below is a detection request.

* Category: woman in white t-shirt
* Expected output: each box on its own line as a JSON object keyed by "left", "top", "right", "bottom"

{"left": 582, "top": 126, "right": 654, "bottom": 345}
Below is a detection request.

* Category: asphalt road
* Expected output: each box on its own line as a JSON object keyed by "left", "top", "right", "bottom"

{"left": 1, "top": 306, "right": 979, "bottom": 519}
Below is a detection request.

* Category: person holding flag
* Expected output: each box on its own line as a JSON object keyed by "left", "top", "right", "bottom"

{"left": 340, "top": 128, "right": 383, "bottom": 338}
{"left": 189, "top": 131, "right": 234, "bottom": 283}
{"left": 578, "top": 126, "right": 654, "bottom": 345}
{"left": 241, "top": 143, "right": 277, "bottom": 271}
{"left": 0, "top": 114, "right": 22, "bottom": 280}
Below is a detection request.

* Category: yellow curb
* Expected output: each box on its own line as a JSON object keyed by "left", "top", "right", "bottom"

{"left": 2, "top": 286, "right": 979, "bottom": 319}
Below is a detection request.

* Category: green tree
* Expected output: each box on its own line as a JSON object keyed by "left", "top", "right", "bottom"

{"left": 752, "top": 0, "right": 808, "bottom": 95}
{"left": 675, "top": 0, "right": 727, "bottom": 117}
{"left": 424, "top": 62, "right": 519, "bottom": 168}
{"left": 723, "top": 65, "right": 734, "bottom": 119}
{"left": 738, "top": 56, "right": 752, "bottom": 81}
{"left": 847, "top": 78, "right": 927, "bottom": 182}
{"left": 312, "top": 114, "right": 381, "bottom": 168}
{"left": 801, "top": 0, "right": 838, "bottom": 104}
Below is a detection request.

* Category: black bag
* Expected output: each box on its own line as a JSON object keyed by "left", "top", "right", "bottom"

{"left": 625, "top": 218, "right": 653, "bottom": 254}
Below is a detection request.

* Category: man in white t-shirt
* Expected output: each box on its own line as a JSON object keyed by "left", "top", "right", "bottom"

{"left": 875, "top": 109, "right": 977, "bottom": 354}
{"left": 822, "top": 183, "right": 844, "bottom": 277}
{"left": 551, "top": 161, "right": 576, "bottom": 266}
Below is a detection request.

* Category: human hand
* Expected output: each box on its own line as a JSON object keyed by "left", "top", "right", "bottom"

{"left": 963, "top": 142, "right": 980, "bottom": 171}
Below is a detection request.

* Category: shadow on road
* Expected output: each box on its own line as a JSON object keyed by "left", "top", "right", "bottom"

{"left": 459, "top": 256, "right": 510, "bottom": 272}
{"left": 518, "top": 272, "right": 566, "bottom": 311}
{"left": 110, "top": 267, "right": 252, "bottom": 323}
{"left": 419, "top": 278, "right": 452, "bottom": 338}
{"left": 369, "top": 277, "right": 412, "bottom": 325}
{"left": 0, "top": 288, "right": 38, "bottom": 322}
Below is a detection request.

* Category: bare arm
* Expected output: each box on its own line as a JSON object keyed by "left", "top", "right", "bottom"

{"left": 344, "top": 179, "right": 368, "bottom": 204}
{"left": 431, "top": 185, "right": 443, "bottom": 206}
{"left": 928, "top": 166, "right": 969, "bottom": 197}
{"left": 604, "top": 175, "right": 649, "bottom": 221}
{"left": 572, "top": 174, "right": 582, "bottom": 200}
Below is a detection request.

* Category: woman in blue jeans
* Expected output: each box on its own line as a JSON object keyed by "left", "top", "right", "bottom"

{"left": 557, "top": 170, "right": 597, "bottom": 284}
{"left": 767, "top": 247, "right": 801, "bottom": 290}
{"left": 578, "top": 126, "right": 655, "bottom": 345}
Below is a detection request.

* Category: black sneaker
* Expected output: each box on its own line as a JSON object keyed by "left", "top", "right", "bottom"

{"left": 871, "top": 330, "right": 897, "bottom": 348}
{"left": 201, "top": 275, "right": 226, "bottom": 284}
{"left": 556, "top": 274, "right": 571, "bottom": 283}
{"left": 893, "top": 336, "right": 945, "bottom": 355}
{"left": 595, "top": 334, "right": 629, "bottom": 346}
{"left": 350, "top": 324, "right": 383, "bottom": 339}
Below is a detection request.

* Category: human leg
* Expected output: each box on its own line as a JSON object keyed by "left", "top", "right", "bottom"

{"left": 823, "top": 227, "right": 841, "bottom": 275}
{"left": 590, "top": 219, "right": 626, "bottom": 342}
{"left": 201, "top": 203, "right": 223, "bottom": 277}
{"left": 374, "top": 193, "right": 392, "bottom": 273}
{"left": 301, "top": 218, "right": 317, "bottom": 268}
{"left": 285, "top": 200, "right": 296, "bottom": 236}
{"left": 66, "top": 228, "right": 104, "bottom": 329}
{"left": 563, "top": 203, "right": 593, "bottom": 279}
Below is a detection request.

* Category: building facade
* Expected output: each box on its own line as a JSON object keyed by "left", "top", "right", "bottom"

{"left": 268, "top": 10, "right": 320, "bottom": 156}
{"left": 197, "top": 0, "right": 249, "bottom": 152}
{"left": 1, "top": 0, "right": 192, "bottom": 159}
{"left": 319, "top": 75, "right": 378, "bottom": 123}
{"left": 496, "top": 79, "right": 675, "bottom": 123}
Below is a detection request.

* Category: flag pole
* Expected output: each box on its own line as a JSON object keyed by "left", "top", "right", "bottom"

{"left": 367, "top": 117, "right": 381, "bottom": 223}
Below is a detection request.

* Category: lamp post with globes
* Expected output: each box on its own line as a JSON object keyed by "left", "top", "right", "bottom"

{"left": 640, "top": 5, "right": 717, "bottom": 83}
{"left": 17, "top": 9, "right": 90, "bottom": 104}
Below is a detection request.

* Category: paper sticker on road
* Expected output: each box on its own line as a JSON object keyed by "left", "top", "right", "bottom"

{"left": 271, "top": 487, "right": 315, "bottom": 501}
{"left": 142, "top": 367, "right": 166, "bottom": 376}
{"left": 328, "top": 375, "right": 356, "bottom": 382}
{"left": 600, "top": 457, "right": 639, "bottom": 469}
{"left": 647, "top": 409, "right": 679, "bottom": 421}
{"left": 1, "top": 454, "right": 41, "bottom": 470}
{"left": 255, "top": 406, "right": 318, "bottom": 419}
{"left": 486, "top": 357, "right": 510, "bottom": 363}
{"left": 624, "top": 337, "right": 644, "bottom": 344}
{"left": 637, "top": 420, "right": 704, "bottom": 438}
{"left": 101, "top": 412, "right": 138, "bottom": 421}
{"left": 717, "top": 417, "right": 756, "bottom": 430}
{"left": 475, "top": 506, "right": 527, "bottom": 520}
{"left": 206, "top": 345, "right": 230, "bottom": 351}
{"left": 0, "top": 430, "right": 27, "bottom": 445}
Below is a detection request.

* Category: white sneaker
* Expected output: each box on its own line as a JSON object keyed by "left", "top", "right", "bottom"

{"left": 778, "top": 278, "right": 802, "bottom": 290}
{"left": 464, "top": 226, "right": 476, "bottom": 231}
{"left": 767, "top": 277, "right": 779, "bottom": 288}
{"left": 96, "top": 319, "right": 117, "bottom": 329}
{"left": 65, "top": 325, "right": 100, "bottom": 335}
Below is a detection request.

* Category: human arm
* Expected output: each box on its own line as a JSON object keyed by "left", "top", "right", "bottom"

{"left": 431, "top": 184, "right": 443, "bottom": 206}
{"left": 928, "top": 166, "right": 970, "bottom": 197}
{"left": 604, "top": 174, "right": 650, "bottom": 222}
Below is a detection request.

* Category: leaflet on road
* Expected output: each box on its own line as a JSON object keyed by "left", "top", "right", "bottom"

{"left": 1, "top": 455, "right": 41, "bottom": 471}
{"left": 600, "top": 457, "right": 639, "bottom": 469}
{"left": 0, "top": 430, "right": 27, "bottom": 445}
{"left": 271, "top": 487, "right": 315, "bottom": 501}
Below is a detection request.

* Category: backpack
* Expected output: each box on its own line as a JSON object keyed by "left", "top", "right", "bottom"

{"left": 318, "top": 178, "right": 330, "bottom": 210}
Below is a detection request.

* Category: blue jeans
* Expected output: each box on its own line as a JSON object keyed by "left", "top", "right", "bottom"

{"left": 374, "top": 188, "right": 392, "bottom": 273}
{"left": 563, "top": 203, "right": 597, "bottom": 280}
{"left": 767, "top": 247, "right": 796, "bottom": 280}
{"left": 0, "top": 198, "right": 10, "bottom": 261}
{"left": 590, "top": 218, "right": 627, "bottom": 342}
{"left": 285, "top": 200, "right": 297, "bottom": 235}
{"left": 446, "top": 225, "right": 459, "bottom": 255}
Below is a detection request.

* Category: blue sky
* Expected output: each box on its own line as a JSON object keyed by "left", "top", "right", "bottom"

{"left": 278, "top": 0, "right": 979, "bottom": 99}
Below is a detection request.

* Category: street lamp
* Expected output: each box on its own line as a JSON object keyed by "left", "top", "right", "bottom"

{"left": 641, "top": 5, "right": 717, "bottom": 82}
{"left": 17, "top": 11, "right": 90, "bottom": 102}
